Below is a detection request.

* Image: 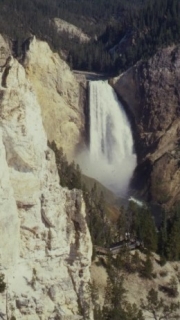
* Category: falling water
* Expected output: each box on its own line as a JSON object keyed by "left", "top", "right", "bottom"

{"left": 77, "top": 80, "right": 137, "bottom": 196}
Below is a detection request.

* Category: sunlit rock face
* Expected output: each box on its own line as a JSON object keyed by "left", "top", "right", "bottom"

{"left": 0, "top": 34, "right": 11, "bottom": 65}
{"left": 111, "top": 45, "right": 180, "bottom": 208}
{"left": 23, "top": 36, "right": 84, "bottom": 161}
{"left": 0, "top": 53, "right": 93, "bottom": 320}
{"left": 0, "top": 128, "right": 19, "bottom": 267}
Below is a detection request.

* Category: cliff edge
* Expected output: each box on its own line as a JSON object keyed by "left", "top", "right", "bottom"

{"left": 0, "top": 36, "right": 93, "bottom": 320}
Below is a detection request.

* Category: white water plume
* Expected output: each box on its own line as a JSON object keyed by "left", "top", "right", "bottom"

{"left": 77, "top": 80, "right": 137, "bottom": 196}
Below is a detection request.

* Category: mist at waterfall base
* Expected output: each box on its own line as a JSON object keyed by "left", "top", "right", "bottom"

{"left": 77, "top": 81, "right": 137, "bottom": 197}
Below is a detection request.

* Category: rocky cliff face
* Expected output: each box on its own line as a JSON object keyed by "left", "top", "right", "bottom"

{"left": 0, "top": 37, "right": 93, "bottom": 319}
{"left": 22, "top": 36, "right": 84, "bottom": 162}
{"left": 111, "top": 46, "right": 180, "bottom": 207}
{"left": 0, "top": 34, "right": 11, "bottom": 66}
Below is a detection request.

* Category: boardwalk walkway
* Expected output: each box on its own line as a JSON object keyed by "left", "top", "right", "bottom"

{"left": 94, "top": 240, "right": 141, "bottom": 255}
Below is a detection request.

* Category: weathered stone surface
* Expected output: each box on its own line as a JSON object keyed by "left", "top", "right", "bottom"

{"left": 0, "top": 54, "right": 93, "bottom": 319}
{"left": 0, "top": 34, "right": 11, "bottom": 66}
{"left": 23, "top": 36, "right": 84, "bottom": 161}
{"left": 0, "top": 129, "right": 19, "bottom": 267}
{"left": 111, "top": 45, "right": 180, "bottom": 207}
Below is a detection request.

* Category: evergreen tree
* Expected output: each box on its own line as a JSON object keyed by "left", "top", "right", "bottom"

{"left": 168, "top": 276, "right": 179, "bottom": 298}
{"left": 131, "top": 251, "right": 141, "bottom": 272}
{"left": 141, "top": 254, "right": 153, "bottom": 279}
{"left": 103, "top": 271, "right": 144, "bottom": 320}
{"left": 139, "top": 208, "right": 157, "bottom": 252}
{"left": 158, "top": 210, "right": 168, "bottom": 258}
{"left": 0, "top": 273, "right": 6, "bottom": 293}
{"left": 166, "top": 208, "right": 180, "bottom": 260}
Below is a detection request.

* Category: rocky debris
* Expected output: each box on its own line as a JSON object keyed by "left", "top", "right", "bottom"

{"left": 0, "top": 53, "right": 93, "bottom": 319}
{"left": 111, "top": 45, "right": 180, "bottom": 208}
{"left": 53, "top": 18, "right": 90, "bottom": 43}
{"left": 22, "top": 36, "right": 85, "bottom": 161}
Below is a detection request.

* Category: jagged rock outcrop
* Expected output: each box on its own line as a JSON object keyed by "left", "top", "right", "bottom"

{"left": 111, "top": 46, "right": 180, "bottom": 207}
{"left": 22, "top": 36, "right": 84, "bottom": 161}
{"left": 0, "top": 50, "right": 93, "bottom": 319}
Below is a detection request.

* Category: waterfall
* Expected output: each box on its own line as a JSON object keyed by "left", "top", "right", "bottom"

{"left": 77, "top": 80, "right": 137, "bottom": 196}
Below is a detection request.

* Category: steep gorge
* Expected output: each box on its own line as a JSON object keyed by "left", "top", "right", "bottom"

{"left": 17, "top": 37, "right": 180, "bottom": 210}
{"left": 1, "top": 29, "right": 180, "bottom": 319}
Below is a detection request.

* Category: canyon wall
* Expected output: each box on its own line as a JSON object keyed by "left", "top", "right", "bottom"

{"left": 0, "top": 37, "right": 93, "bottom": 320}
{"left": 111, "top": 46, "right": 180, "bottom": 207}
{"left": 23, "top": 36, "right": 84, "bottom": 162}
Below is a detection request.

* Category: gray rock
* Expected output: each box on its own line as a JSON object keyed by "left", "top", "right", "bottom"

{"left": 111, "top": 45, "right": 180, "bottom": 207}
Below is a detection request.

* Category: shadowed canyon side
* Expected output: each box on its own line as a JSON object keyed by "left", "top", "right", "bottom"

{"left": 77, "top": 80, "right": 137, "bottom": 197}
{"left": 0, "top": 37, "right": 93, "bottom": 319}
{"left": 111, "top": 45, "right": 180, "bottom": 208}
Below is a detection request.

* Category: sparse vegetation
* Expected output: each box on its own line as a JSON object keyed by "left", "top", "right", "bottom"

{"left": 141, "top": 254, "right": 153, "bottom": 279}
{"left": 0, "top": 273, "right": 6, "bottom": 293}
{"left": 103, "top": 270, "right": 144, "bottom": 320}
{"left": 168, "top": 276, "right": 179, "bottom": 298}
{"left": 141, "top": 288, "right": 180, "bottom": 320}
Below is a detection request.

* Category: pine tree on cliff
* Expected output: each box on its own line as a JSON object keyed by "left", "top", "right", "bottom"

{"left": 166, "top": 209, "right": 180, "bottom": 261}
{"left": 141, "top": 288, "right": 180, "bottom": 320}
